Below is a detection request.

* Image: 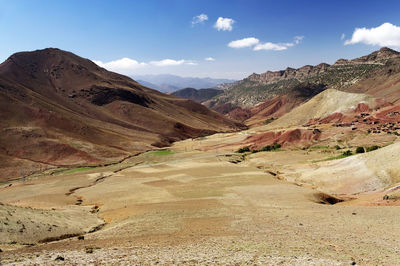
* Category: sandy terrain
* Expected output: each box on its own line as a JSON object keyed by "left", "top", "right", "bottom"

{"left": 1, "top": 130, "right": 400, "bottom": 265}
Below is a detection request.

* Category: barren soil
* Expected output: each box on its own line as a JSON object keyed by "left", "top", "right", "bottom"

{"left": 1, "top": 127, "right": 399, "bottom": 265}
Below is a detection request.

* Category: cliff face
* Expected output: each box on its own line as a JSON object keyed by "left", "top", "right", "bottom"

{"left": 247, "top": 63, "right": 330, "bottom": 85}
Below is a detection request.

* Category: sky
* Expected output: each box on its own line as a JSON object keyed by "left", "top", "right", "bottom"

{"left": 1, "top": 0, "right": 400, "bottom": 79}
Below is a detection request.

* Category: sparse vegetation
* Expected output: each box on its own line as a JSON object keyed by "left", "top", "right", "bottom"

{"left": 310, "top": 145, "right": 329, "bottom": 150}
{"left": 315, "top": 149, "right": 354, "bottom": 162}
{"left": 237, "top": 147, "right": 250, "bottom": 153}
{"left": 342, "top": 150, "right": 352, "bottom": 156}
{"left": 366, "top": 145, "right": 380, "bottom": 152}
{"left": 237, "top": 144, "right": 282, "bottom": 154}
{"left": 264, "top": 117, "right": 275, "bottom": 124}
{"left": 260, "top": 143, "right": 281, "bottom": 151}
{"left": 62, "top": 167, "right": 94, "bottom": 175}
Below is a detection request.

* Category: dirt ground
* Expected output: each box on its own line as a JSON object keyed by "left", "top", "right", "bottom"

{"left": 0, "top": 130, "right": 400, "bottom": 265}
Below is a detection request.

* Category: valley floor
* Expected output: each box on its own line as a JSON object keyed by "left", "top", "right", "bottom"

{"left": 0, "top": 133, "right": 400, "bottom": 265}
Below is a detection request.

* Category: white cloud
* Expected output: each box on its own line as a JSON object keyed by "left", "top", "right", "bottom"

{"left": 204, "top": 57, "right": 215, "bottom": 61}
{"left": 228, "top": 37, "right": 259, "bottom": 48}
{"left": 93, "top": 57, "right": 196, "bottom": 74}
{"left": 228, "top": 36, "right": 304, "bottom": 51}
{"left": 192, "top": 13, "right": 208, "bottom": 25}
{"left": 344, "top": 22, "right": 400, "bottom": 47}
{"left": 253, "top": 42, "right": 288, "bottom": 51}
{"left": 341, "top": 33, "right": 346, "bottom": 40}
{"left": 93, "top": 58, "right": 147, "bottom": 74}
{"left": 150, "top": 59, "right": 186, "bottom": 67}
{"left": 214, "top": 17, "right": 235, "bottom": 31}
{"left": 254, "top": 36, "right": 304, "bottom": 51}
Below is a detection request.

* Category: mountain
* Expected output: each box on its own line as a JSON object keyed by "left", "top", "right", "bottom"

{"left": 170, "top": 87, "right": 224, "bottom": 103}
{"left": 133, "top": 74, "right": 235, "bottom": 92}
{"left": 0, "top": 48, "right": 244, "bottom": 181}
{"left": 134, "top": 79, "right": 161, "bottom": 91}
{"left": 205, "top": 47, "right": 400, "bottom": 126}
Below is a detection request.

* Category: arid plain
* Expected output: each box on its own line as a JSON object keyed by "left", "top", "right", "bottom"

{"left": 1, "top": 112, "right": 400, "bottom": 265}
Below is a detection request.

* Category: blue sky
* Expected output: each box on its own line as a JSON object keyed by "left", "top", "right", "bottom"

{"left": 1, "top": 0, "right": 400, "bottom": 79}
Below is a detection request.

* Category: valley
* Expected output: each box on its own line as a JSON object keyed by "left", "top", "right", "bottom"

{"left": 1, "top": 94, "right": 400, "bottom": 264}
{"left": 1, "top": 47, "right": 400, "bottom": 265}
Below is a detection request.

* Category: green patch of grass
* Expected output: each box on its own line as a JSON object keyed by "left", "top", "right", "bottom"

{"left": 314, "top": 154, "right": 348, "bottom": 162}
{"left": 149, "top": 149, "right": 174, "bottom": 156}
{"left": 314, "top": 150, "right": 353, "bottom": 162}
{"left": 309, "top": 145, "right": 329, "bottom": 150}
{"left": 62, "top": 167, "right": 94, "bottom": 175}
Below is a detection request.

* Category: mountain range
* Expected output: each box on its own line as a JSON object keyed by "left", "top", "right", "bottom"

{"left": 203, "top": 47, "right": 400, "bottom": 126}
{"left": 170, "top": 87, "right": 224, "bottom": 103}
{"left": 133, "top": 74, "right": 235, "bottom": 92}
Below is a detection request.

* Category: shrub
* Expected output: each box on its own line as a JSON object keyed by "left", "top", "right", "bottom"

{"left": 259, "top": 143, "right": 281, "bottom": 152}
{"left": 366, "top": 145, "right": 380, "bottom": 152}
{"left": 78, "top": 235, "right": 84, "bottom": 240}
{"left": 355, "top": 147, "right": 365, "bottom": 153}
{"left": 260, "top": 145, "right": 272, "bottom": 151}
{"left": 342, "top": 150, "right": 352, "bottom": 156}
{"left": 273, "top": 143, "right": 281, "bottom": 150}
{"left": 237, "top": 147, "right": 250, "bottom": 153}
{"left": 334, "top": 145, "right": 341, "bottom": 150}
{"left": 264, "top": 117, "right": 275, "bottom": 124}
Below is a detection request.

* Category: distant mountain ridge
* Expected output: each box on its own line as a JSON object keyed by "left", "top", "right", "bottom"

{"left": 133, "top": 74, "right": 235, "bottom": 92}
{"left": 204, "top": 47, "right": 400, "bottom": 126}
{"left": 171, "top": 88, "right": 224, "bottom": 103}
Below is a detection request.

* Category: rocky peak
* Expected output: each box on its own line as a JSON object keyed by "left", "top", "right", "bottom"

{"left": 246, "top": 62, "right": 330, "bottom": 84}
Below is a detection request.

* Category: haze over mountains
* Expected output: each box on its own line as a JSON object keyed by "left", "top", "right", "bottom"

{"left": 171, "top": 87, "right": 224, "bottom": 103}
{"left": 133, "top": 74, "right": 235, "bottom": 92}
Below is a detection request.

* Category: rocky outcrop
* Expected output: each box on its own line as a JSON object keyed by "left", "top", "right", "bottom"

{"left": 246, "top": 63, "right": 330, "bottom": 85}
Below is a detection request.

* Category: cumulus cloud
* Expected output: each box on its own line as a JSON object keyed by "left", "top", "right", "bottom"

{"left": 214, "top": 17, "right": 235, "bottom": 31}
{"left": 228, "top": 36, "right": 303, "bottom": 51}
{"left": 149, "top": 59, "right": 197, "bottom": 66}
{"left": 192, "top": 13, "right": 208, "bottom": 25}
{"left": 228, "top": 37, "right": 260, "bottom": 48}
{"left": 149, "top": 59, "right": 186, "bottom": 67}
{"left": 344, "top": 22, "right": 400, "bottom": 47}
{"left": 93, "top": 57, "right": 196, "bottom": 74}
{"left": 93, "top": 58, "right": 147, "bottom": 74}
{"left": 204, "top": 57, "right": 215, "bottom": 61}
{"left": 253, "top": 42, "right": 289, "bottom": 51}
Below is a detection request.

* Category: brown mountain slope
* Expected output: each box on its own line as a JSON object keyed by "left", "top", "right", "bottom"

{"left": 0, "top": 48, "right": 244, "bottom": 181}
